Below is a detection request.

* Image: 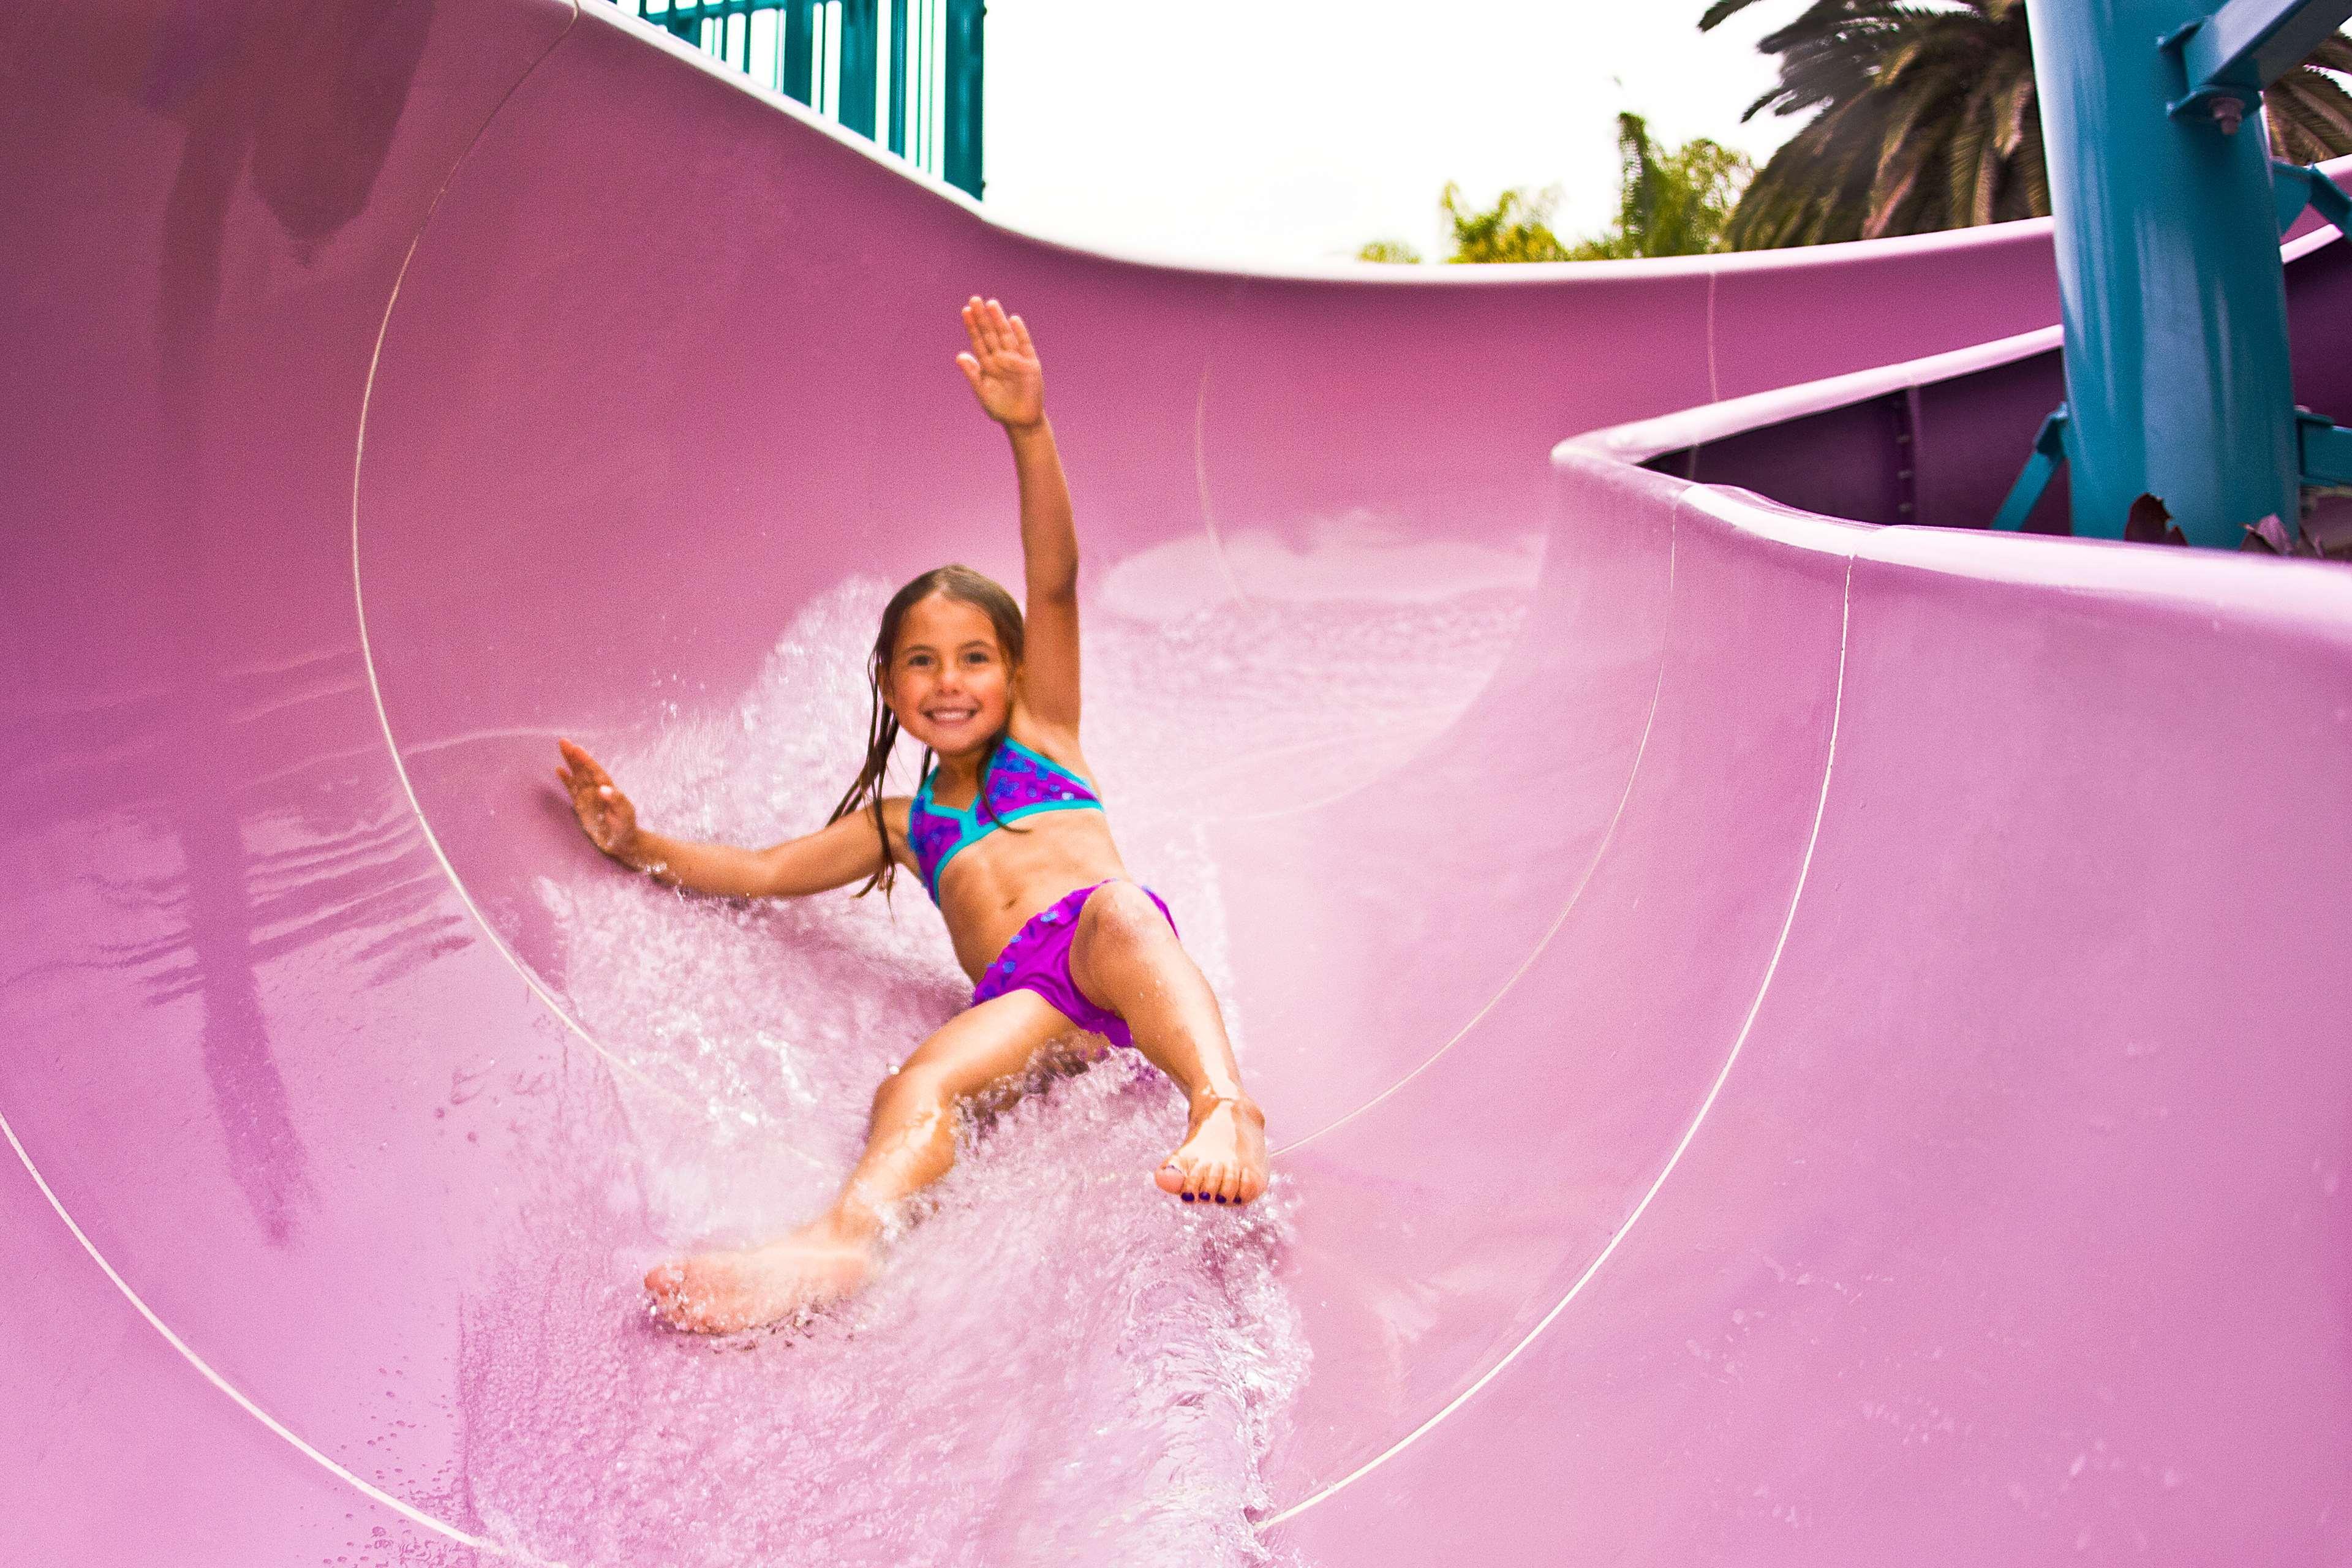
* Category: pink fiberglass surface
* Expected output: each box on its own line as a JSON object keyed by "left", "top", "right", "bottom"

{"left": 3, "top": 1, "right": 2348, "bottom": 1562}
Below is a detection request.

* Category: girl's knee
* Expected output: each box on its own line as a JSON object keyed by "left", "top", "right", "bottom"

{"left": 1079, "top": 880, "right": 1171, "bottom": 949}
{"left": 872, "top": 1062, "right": 950, "bottom": 1119}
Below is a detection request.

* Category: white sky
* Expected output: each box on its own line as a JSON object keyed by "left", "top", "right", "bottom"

{"left": 981, "top": 1, "right": 1808, "bottom": 265}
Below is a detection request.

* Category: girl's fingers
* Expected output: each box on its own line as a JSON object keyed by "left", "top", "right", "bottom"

{"left": 958, "top": 296, "right": 1039, "bottom": 368}
{"left": 968, "top": 312, "right": 1003, "bottom": 368}
{"left": 955, "top": 352, "right": 981, "bottom": 386}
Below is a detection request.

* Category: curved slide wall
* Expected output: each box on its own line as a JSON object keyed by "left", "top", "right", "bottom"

{"left": 4, "top": 1, "right": 2348, "bottom": 1561}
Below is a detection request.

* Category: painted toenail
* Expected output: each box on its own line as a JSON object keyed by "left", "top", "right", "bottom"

{"left": 1215, "top": 1195, "right": 1228, "bottom": 1204}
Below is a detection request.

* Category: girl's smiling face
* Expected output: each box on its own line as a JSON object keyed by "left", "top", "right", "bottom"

{"left": 886, "top": 591, "right": 1014, "bottom": 758}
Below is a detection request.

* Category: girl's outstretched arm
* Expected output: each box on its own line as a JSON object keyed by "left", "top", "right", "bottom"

{"left": 557, "top": 737, "right": 889, "bottom": 898}
{"left": 955, "top": 296, "right": 1079, "bottom": 733}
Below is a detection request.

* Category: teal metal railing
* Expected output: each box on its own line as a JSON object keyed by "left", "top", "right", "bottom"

{"left": 608, "top": 0, "right": 984, "bottom": 198}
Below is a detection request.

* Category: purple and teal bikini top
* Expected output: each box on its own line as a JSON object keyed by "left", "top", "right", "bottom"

{"left": 906, "top": 734, "right": 1103, "bottom": 900}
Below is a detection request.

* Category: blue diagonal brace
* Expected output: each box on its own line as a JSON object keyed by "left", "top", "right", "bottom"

{"left": 2316, "top": 170, "right": 2352, "bottom": 236}
{"left": 2301, "top": 412, "right": 2352, "bottom": 488}
{"left": 2275, "top": 159, "right": 2352, "bottom": 238}
{"left": 1992, "top": 405, "right": 2071, "bottom": 531}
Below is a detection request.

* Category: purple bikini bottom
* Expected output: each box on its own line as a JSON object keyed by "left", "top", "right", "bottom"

{"left": 970, "top": 880, "right": 1176, "bottom": 1049}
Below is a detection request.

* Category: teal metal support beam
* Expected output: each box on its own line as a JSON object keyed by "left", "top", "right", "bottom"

{"left": 2024, "top": 0, "right": 2300, "bottom": 545}
{"left": 1992, "top": 406, "right": 2071, "bottom": 530}
{"left": 2168, "top": 0, "right": 2352, "bottom": 119}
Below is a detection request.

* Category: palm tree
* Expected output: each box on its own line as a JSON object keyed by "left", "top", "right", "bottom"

{"left": 1703, "top": 0, "right": 2352, "bottom": 247}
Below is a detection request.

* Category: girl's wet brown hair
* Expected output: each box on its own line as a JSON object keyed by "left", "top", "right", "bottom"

{"left": 829, "top": 564, "right": 1025, "bottom": 897}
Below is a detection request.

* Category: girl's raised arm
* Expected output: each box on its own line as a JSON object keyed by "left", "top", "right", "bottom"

{"left": 955, "top": 296, "right": 1080, "bottom": 734}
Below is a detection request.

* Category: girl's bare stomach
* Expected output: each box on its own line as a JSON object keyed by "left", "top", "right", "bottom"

{"left": 932, "top": 811, "right": 1130, "bottom": 983}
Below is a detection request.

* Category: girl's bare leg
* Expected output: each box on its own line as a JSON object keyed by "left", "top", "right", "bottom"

{"left": 1066, "top": 881, "right": 1270, "bottom": 1206}
{"left": 645, "top": 990, "right": 1077, "bottom": 1333}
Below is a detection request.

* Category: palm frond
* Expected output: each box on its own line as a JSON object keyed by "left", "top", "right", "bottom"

{"left": 1698, "top": 0, "right": 1772, "bottom": 31}
{"left": 1967, "top": 83, "right": 2007, "bottom": 225}
{"left": 1721, "top": 0, "right": 2038, "bottom": 246}
{"left": 2268, "top": 58, "right": 2352, "bottom": 164}
{"left": 2013, "top": 108, "right": 2049, "bottom": 216}
{"left": 1989, "top": 62, "right": 2035, "bottom": 159}
{"left": 2306, "top": 34, "right": 2352, "bottom": 73}
{"left": 1866, "top": 77, "right": 1946, "bottom": 234}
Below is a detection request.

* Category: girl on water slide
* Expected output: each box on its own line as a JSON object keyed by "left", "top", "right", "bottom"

{"left": 556, "top": 296, "right": 1272, "bottom": 1335}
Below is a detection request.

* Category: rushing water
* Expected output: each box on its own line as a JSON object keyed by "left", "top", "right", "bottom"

{"left": 441, "top": 573, "right": 1526, "bottom": 1567}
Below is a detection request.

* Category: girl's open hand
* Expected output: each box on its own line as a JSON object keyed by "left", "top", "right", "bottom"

{"left": 556, "top": 737, "right": 640, "bottom": 862}
{"left": 954, "top": 296, "right": 1044, "bottom": 429}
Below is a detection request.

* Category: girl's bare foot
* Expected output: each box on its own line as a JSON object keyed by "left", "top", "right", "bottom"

{"left": 1155, "top": 1094, "right": 1267, "bottom": 1206}
{"left": 643, "top": 1215, "right": 877, "bottom": 1334}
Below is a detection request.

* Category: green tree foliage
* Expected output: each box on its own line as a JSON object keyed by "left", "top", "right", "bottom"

{"left": 1356, "top": 114, "right": 1752, "bottom": 263}
{"left": 1702, "top": 0, "right": 2352, "bottom": 249}
{"left": 1571, "top": 112, "right": 1755, "bottom": 258}
{"left": 1442, "top": 181, "right": 1575, "bottom": 262}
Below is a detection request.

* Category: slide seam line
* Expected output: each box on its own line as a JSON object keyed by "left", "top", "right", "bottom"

{"left": 0, "top": 13, "right": 591, "bottom": 1562}
{"left": 349, "top": 10, "right": 731, "bottom": 1136}
{"left": 1266, "top": 536, "right": 1856, "bottom": 1528}
{"left": 1706, "top": 262, "right": 1722, "bottom": 405}
{"left": 0, "top": 9, "right": 591, "bottom": 1561}
{"left": 1191, "top": 337, "right": 1251, "bottom": 605}
{"left": 1275, "top": 521, "right": 1679, "bottom": 1156}
{"left": 0, "top": 1109, "right": 537, "bottom": 1557}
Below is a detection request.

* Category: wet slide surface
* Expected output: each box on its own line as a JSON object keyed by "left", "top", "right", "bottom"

{"left": 5, "top": 2, "right": 2350, "bottom": 1562}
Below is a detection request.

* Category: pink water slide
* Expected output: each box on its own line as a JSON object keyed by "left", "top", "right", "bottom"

{"left": 7, "top": 2, "right": 2351, "bottom": 1561}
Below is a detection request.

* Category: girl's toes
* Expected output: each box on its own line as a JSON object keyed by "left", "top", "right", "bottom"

{"left": 1167, "top": 1163, "right": 1200, "bottom": 1202}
